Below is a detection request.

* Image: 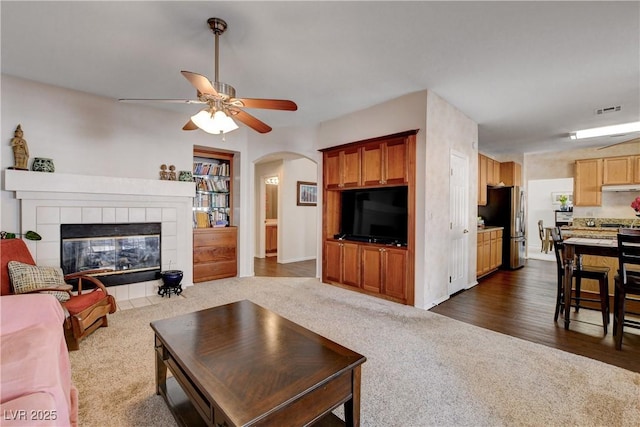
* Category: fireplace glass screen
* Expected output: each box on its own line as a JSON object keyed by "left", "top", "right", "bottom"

{"left": 61, "top": 223, "right": 161, "bottom": 287}
{"left": 62, "top": 235, "right": 160, "bottom": 275}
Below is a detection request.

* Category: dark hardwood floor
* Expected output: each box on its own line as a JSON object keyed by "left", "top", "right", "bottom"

{"left": 254, "top": 257, "right": 316, "bottom": 278}
{"left": 430, "top": 259, "right": 640, "bottom": 373}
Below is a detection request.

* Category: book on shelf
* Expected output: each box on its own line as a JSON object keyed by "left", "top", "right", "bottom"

{"left": 195, "top": 211, "right": 210, "bottom": 228}
{"left": 193, "top": 161, "right": 230, "bottom": 177}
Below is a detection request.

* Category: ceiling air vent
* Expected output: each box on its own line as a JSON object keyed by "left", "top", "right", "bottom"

{"left": 595, "top": 105, "right": 621, "bottom": 115}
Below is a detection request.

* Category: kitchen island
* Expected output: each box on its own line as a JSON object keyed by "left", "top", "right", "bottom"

{"left": 559, "top": 218, "right": 637, "bottom": 296}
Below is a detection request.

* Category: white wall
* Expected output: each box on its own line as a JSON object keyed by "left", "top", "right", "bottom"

{"left": 526, "top": 178, "right": 573, "bottom": 261}
{"left": 1, "top": 75, "right": 255, "bottom": 272}
{"left": 280, "top": 157, "right": 318, "bottom": 263}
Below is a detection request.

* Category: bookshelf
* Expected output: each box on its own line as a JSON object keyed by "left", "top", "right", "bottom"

{"left": 192, "top": 147, "right": 237, "bottom": 282}
{"left": 193, "top": 154, "right": 232, "bottom": 228}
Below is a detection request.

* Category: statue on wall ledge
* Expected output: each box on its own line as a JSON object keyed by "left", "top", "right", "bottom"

{"left": 10, "top": 124, "right": 29, "bottom": 170}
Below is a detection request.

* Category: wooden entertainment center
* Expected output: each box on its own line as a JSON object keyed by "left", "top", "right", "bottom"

{"left": 320, "top": 130, "right": 418, "bottom": 305}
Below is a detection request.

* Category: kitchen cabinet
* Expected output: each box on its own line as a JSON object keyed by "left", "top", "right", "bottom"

{"left": 635, "top": 156, "right": 640, "bottom": 183}
{"left": 574, "top": 159, "right": 603, "bottom": 206}
{"left": 323, "top": 147, "right": 361, "bottom": 189}
{"left": 478, "top": 154, "right": 503, "bottom": 206}
{"left": 603, "top": 156, "right": 633, "bottom": 185}
{"left": 478, "top": 154, "right": 488, "bottom": 206}
{"left": 323, "top": 241, "right": 360, "bottom": 287}
{"left": 500, "top": 161, "right": 522, "bottom": 186}
{"left": 361, "top": 137, "right": 409, "bottom": 186}
{"left": 477, "top": 227, "right": 503, "bottom": 278}
{"left": 487, "top": 157, "right": 500, "bottom": 186}
{"left": 265, "top": 224, "right": 277, "bottom": 256}
{"left": 193, "top": 227, "right": 237, "bottom": 282}
{"left": 361, "top": 246, "right": 408, "bottom": 301}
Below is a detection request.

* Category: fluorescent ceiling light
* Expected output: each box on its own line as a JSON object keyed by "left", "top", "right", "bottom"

{"left": 191, "top": 109, "right": 239, "bottom": 134}
{"left": 569, "top": 121, "right": 640, "bottom": 140}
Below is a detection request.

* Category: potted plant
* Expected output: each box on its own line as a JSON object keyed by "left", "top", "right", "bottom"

{"left": 558, "top": 195, "right": 569, "bottom": 211}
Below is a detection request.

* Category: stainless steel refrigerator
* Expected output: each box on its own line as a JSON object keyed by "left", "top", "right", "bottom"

{"left": 478, "top": 186, "right": 526, "bottom": 269}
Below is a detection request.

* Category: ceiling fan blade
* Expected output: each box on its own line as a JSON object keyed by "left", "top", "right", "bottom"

{"left": 181, "top": 71, "right": 218, "bottom": 96}
{"left": 118, "top": 98, "right": 204, "bottom": 104}
{"left": 231, "top": 98, "right": 297, "bottom": 111}
{"left": 597, "top": 137, "right": 640, "bottom": 150}
{"left": 182, "top": 119, "right": 199, "bottom": 131}
{"left": 231, "top": 109, "right": 272, "bottom": 133}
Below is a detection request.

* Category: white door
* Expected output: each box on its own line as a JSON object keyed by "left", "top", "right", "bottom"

{"left": 448, "top": 151, "right": 469, "bottom": 295}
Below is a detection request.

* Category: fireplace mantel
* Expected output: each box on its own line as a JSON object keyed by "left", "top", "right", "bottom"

{"left": 4, "top": 170, "right": 195, "bottom": 302}
{"left": 4, "top": 170, "right": 194, "bottom": 199}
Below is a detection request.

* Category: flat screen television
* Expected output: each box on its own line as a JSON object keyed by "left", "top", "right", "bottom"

{"left": 340, "top": 186, "right": 408, "bottom": 245}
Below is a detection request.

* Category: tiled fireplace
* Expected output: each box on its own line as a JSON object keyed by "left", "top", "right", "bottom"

{"left": 4, "top": 170, "right": 194, "bottom": 301}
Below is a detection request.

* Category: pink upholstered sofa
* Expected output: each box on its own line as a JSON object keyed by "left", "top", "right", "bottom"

{"left": 0, "top": 294, "right": 78, "bottom": 426}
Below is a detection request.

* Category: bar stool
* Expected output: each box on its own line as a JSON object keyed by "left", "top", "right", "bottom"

{"left": 613, "top": 228, "right": 640, "bottom": 350}
{"left": 551, "top": 228, "right": 610, "bottom": 333}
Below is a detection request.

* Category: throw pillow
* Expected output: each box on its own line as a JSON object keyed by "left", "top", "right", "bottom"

{"left": 7, "top": 261, "right": 71, "bottom": 302}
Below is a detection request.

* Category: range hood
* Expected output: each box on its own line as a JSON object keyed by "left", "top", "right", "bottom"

{"left": 602, "top": 184, "right": 640, "bottom": 192}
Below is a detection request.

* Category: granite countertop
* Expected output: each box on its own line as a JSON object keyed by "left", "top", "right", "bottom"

{"left": 561, "top": 217, "right": 638, "bottom": 239}
{"left": 477, "top": 225, "right": 504, "bottom": 232}
{"left": 560, "top": 226, "right": 619, "bottom": 240}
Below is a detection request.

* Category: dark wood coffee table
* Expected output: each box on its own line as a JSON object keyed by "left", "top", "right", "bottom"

{"left": 150, "top": 300, "right": 366, "bottom": 426}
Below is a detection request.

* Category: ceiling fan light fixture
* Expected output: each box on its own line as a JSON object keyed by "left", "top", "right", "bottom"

{"left": 569, "top": 121, "right": 640, "bottom": 140}
{"left": 191, "top": 109, "right": 239, "bottom": 135}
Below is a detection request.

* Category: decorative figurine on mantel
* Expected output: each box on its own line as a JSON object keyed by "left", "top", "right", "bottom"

{"left": 160, "top": 164, "right": 169, "bottom": 180}
{"left": 10, "top": 124, "right": 29, "bottom": 170}
{"left": 159, "top": 164, "right": 178, "bottom": 180}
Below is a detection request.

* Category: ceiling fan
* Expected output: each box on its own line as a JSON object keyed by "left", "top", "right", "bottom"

{"left": 119, "top": 17, "right": 297, "bottom": 134}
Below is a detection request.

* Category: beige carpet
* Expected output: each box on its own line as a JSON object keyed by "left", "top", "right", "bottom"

{"left": 70, "top": 277, "right": 640, "bottom": 426}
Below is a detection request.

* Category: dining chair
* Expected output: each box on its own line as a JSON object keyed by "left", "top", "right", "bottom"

{"left": 551, "top": 228, "right": 610, "bottom": 333}
{"left": 613, "top": 228, "right": 640, "bottom": 350}
{"left": 538, "top": 220, "right": 546, "bottom": 252}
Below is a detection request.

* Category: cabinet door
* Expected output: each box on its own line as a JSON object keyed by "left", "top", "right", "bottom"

{"left": 574, "top": 159, "right": 603, "bottom": 206}
{"left": 324, "top": 151, "right": 342, "bottom": 189}
{"left": 476, "top": 235, "right": 484, "bottom": 278}
{"left": 482, "top": 233, "right": 491, "bottom": 274}
{"left": 342, "top": 147, "right": 361, "bottom": 188}
{"left": 265, "top": 225, "right": 277, "bottom": 254}
{"left": 342, "top": 243, "right": 361, "bottom": 287}
{"left": 603, "top": 156, "right": 633, "bottom": 184}
{"left": 383, "top": 248, "right": 407, "bottom": 300}
{"left": 384, "top": 138, "right": 408, "bottom": 185}
{"left": 496, "top": 230, "right": 503, "bottom": 268}
{"left": 361, "top": 143, "right": 384, "bottom": 186}
{"left": 489, "top": 230, "right": 499, "bottom": 269}
{"left": 478, "top": 154, "right": 488, "bottom": 206}
{"left": 493, "top": 161, "right": 501, "bottom": 185}
{"left": 324, "top": 241, "right": 343, "bottom": 283}
{"left": 500, "top": 161, "right": 522, "bottom": 186}
{"left": 635, "top": 156, "right": 640, "bottom": 183}
{"left": 487, "top": 158, "right": 495, "bottom": 186}
{"left": 361, "top": 246, "right": 382, "bottom": 293}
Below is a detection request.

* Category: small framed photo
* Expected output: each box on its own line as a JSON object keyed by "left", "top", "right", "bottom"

{"left": 297, "top": 181, "right": 317, "bottom": 206}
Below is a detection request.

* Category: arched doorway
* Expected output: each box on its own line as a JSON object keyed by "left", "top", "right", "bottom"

{"left": 254, "top": 153, "right": 318, "bottom": 277}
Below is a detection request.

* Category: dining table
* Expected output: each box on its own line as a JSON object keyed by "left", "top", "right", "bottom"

{"left": 561, "top": 237, "right": 618, "bottom": 330}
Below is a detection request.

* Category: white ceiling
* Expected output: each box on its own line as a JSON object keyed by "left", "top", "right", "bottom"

{"left": 2, "top": 1, "right": 639, "bottom": 155}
